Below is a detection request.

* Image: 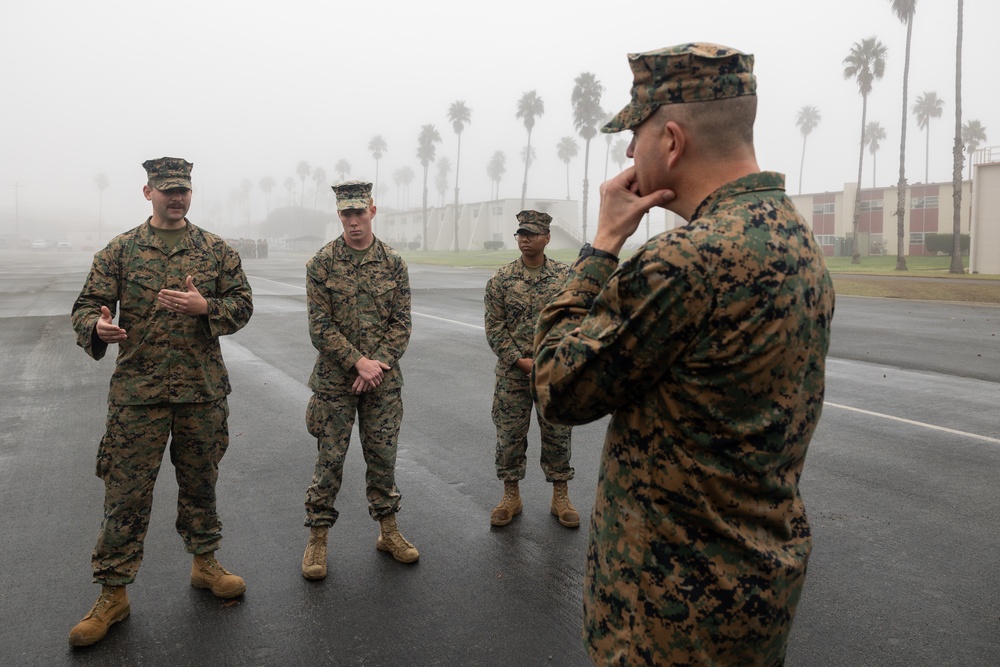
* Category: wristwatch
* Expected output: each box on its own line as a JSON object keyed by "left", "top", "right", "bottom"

{"left": 578, "top": 244, "right": 619, "bottom": 262}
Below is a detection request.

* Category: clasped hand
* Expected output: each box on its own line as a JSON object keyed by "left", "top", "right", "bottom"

{"left": 353, "top": 356, "right": 392, "bottom": 394}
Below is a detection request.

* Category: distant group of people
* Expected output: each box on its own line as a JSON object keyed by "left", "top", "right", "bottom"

{"left": 68, "top": 42, "right": 833, "bottom": 667}
{"left": 228, "top": 237, "right": 268, "bottom": 259}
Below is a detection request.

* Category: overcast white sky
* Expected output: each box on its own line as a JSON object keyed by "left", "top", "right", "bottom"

{"left": 1, "top": 0, "right": 996, "bottom": 240}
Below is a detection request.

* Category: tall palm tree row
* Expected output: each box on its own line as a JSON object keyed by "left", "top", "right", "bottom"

{"left": 843, "top": 36, "right": 888, "bottom": 264}
{"left": 487, "top": 151, "right": 506, "bottom": 201}
{"left": 296, "top": 161, "right": 311, "bottom": 208}
{"left": 889, "top": 0, "right": 917, "bottom": 271}
{"left": 913, "top": 91, "right": 944, "bottom": 184}
{"left": 515, "top": 91, "right": 544, "bottom": 211}
{"left": 949, "top": 0, "right": 964, "bottom": 274}
{"left": 334, "top": 159, "right": 351, "bottom": 183}
{"left": 416, "top": 124, "right": 442, "bottom": 251}
{"left": 259, "top": 176, "right": 275, "bottom": 216}
{"left": 448, "top": 100, "right": 472, "bottom": 251}
{"left": 435, "top": 157, "right": 451, "bottom": 208}
{"left": 556, "top": 137, "right": 578, "bottom": 200}
{"left": 865, "top": 121, "right": 886, "bottom": 188}
{"left": 571, "top": 72, "right": 605, "bottom": 243}
{"left": 795, "top": 106, "right": 821, "bottom": 195}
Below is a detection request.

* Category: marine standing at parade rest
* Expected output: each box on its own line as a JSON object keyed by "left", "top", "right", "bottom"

{"left": 69, "top": 157, "right": 254, "bottom": 647}
{"left": 301, "top": 180, "right": 418, "bottom": 580}
{"left": 532, "top": 44, "right": 835, "bottom": 666}
{"left": 484, "top": 210, "right": 578, "bottom": 528}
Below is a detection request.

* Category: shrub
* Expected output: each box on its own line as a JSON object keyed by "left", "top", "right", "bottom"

{"left": 924, "top": 233, "right": 969, "bottom": 254}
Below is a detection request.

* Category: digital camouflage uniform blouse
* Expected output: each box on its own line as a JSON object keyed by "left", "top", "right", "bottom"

{"left": 484, "top": 257, "right": 569, "bottom": 377}
{"left": 306, "top": 236, "right": 411, "bottom": 394}
{"left": 533, "top": 172, "right": 835, "bottom": 666}
{"left": 71, "top": 219, "right": 253, "bottom": 405}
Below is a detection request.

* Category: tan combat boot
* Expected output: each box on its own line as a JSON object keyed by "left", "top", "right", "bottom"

{"left": 376, "top": 514, "right": 419, "bottom": 563}
{"left": 551, "top": 481, "right": 580, "bottom": 528}
{"left": 302, "top": 526, "right": 329, "bottom": 580}
{"left": 68, "top": 585, "right": 130, "bottom": 647}
{"left": 191, "top": 552, "right": 246, "bottom": 598}
{"left": 490, "top": 480, "right": 522, "bottom": 526}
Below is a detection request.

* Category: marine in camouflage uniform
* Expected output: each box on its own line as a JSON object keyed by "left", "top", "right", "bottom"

{"left": 69, "top": 157, "right": 253, "bottom": 647}
{"left": 483, "top": 210, "right": 578, "bottom": 528}
{"left": 532, "top": 44, "right": 835, "bottom": 666}
{"left": 301, "top": 180, "right": 418, "bottom": 579}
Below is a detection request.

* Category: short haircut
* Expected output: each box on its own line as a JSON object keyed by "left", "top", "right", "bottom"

{"left": 654, "top": 95, "right": 757, "bottom": 158}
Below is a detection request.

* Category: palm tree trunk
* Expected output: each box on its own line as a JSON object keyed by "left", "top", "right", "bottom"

{"left": 950, "top": 0, "right": 965, "bottom": 274}
{"left": 422, "top": 166, "right": 429, "bottom": 251}
{"left": 895, "top": 17, "right": 914, "bottom": 271}
{"left": 798, "top": 134, "right": 808, "bottom": 195}
{"left": 453, "top": 134, "right": 462, "bottom": 252}
{"left": 565, "top": 162, "right": 570, "bottom": 200}
{"left": 520, "top": 129, "right": 532, "bottom": 211}
{"left": 582, "top": 138, "right": 592, "bottom": 243}
{"left": 852, "top": 94, "right": 868, "bottom": 264}
{"left": 924, "top": 126, "right": 930, "bottom": 184}
{"left": 873, "top": 152, "right": 877, "bottom": 189}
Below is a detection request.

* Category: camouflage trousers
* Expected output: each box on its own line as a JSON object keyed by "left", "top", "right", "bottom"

{"left": 492, "top": 374, "right": 573, "bottom": 482}
{"left": 304, "top": 388, "right": 403, "bottom": 526}
{"left": 92, "top": 399, "right": 230, "bottom": 586}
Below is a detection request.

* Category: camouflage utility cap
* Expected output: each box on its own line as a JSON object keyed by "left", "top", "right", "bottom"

{"left": 603, "top": 43, "right": 756, "bottom": 133}
{"left": 515, "top": 210, "right": 552, "bottom": 235}
{"left": 332, "top": 180, "right": 373, "bottom": 211}
{"left": 142, "top": 157, "right": 194, "bottom": 190}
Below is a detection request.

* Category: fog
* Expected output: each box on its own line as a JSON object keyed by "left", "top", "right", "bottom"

{"left": 2, "top": 0, "right": 997, "bottom": 244}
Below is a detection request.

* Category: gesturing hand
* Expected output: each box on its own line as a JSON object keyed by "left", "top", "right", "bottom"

{"left": 95, "top": 306, "right": 128, "bottom": 344}
{"left": 158, "top": 275, "right": 209, "bottom": 316}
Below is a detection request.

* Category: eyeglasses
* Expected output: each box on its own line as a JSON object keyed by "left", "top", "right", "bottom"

{"left": 513, "top": 232, "right": 541, "bottom": 240}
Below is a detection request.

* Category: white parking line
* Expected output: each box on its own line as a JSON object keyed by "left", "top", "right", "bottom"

{"left": 412, "top": 311, "right": 484, "bottom": 331}
{"left": 825, "top": 401, "right": 1000, "bottom": 445}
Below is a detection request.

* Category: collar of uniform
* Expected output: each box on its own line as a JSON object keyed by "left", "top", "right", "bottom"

{"left": 333, "top": 235, "right": 383, "bottom": 264}
{"left": 514, "top": 255, "right": 553, "bottom": 279}
{"left": 690, "top": 171, "right": 786, "bottom": 222}
{"left": 138, "top": 217, "right": 198, "bottom": 253}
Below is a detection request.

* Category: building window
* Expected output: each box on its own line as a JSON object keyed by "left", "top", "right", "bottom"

{"left": 859, "top": 200, "right": 883, "bottom": 212}
{"left": 911, "top": 196, "right": 939, "bottom": 209}
{"left": 813, "top": 203, "right": 835, "bottom": 214}
{"left": 815, "top": 235, "right": 836, "bottom": 245}
{"left": 909, "top": 232, "right": 925, "bottom": 244}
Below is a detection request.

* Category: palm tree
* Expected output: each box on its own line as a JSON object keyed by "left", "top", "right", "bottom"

{"left": 487, "top": 151, "right": 506, "bottom": 201}
{"left": 296, "top": 161, "right": 311, "bottom": 207}
{"left": 913, "top": 91, "right": 944, "bottom": 183}
{"left": 515, "top": 90, "right": 544, "bottom": 210}
{"left": 611, "top": 138, "right": 629, "bottom": 172}
{"left": 417, "top": 124, "right": 442, "bottom": 250}
{"left": 95, "top": 173, "right": 109, "bottom": 243}
{"left": 435, "top": 157, "right": 451, "bottom": 208}
{"left": 521, "top": 145, "right": 536, "bottom": 172}
{"left": 795, "top": 106, "right": 821, "bottom": 195}
{"left": 949, "top": 0, "right": 965, "bottom": 274}
{"left": 259, "top": 176, "right": 276, "bottom": 216}
{"left": 572, "top": 72, "right": 605, "bottom": 242}
{"left": 556, "top": 137, "right": 579, "bottom": 200}
{"left": 368, "top": 135, "right": 387, "bottom": 204}
{"left": 283, "top": 177, "right": 297, "bottom": 207}
{"left": 448, "top": 100, "right": 471, "bottom": 252}
{"left": 311, "top": 167, "right": 327, "bottom": 209}
{"left": 889, "top": 0, "right": 917, "bottom": 271}
{"left": 865, "top": 121, "right": 887, "bottom": 188}
{"left": 332, "top": 159, "right": 350, "bottom": 183}
{"left": 602, "top": 111, "right": 615, "bottom": 180}
{"left": 962, "top": 119, "right": 987, "bottom": 179}
{"left": 393, "top": 168, "right": 405, "bottom": 209}
{"left": 843, "top": 36, "right": 888, "bottom": 264}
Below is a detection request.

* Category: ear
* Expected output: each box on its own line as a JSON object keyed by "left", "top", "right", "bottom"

{"left": 664, "top": 120, "right": 686, "bottom": 170}
{"left": 370, "top": 203, "right": 377, "bottom": 218}
{"left": 143, "top": 185, "right": 153, "bottom": 201}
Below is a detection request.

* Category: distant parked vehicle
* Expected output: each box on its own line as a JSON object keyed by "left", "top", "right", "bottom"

{"left": 57, "top": 240, "right": 73, "bottom": 250}
{"left": 31, "top": 239, "right": 47, "bottom": 250}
